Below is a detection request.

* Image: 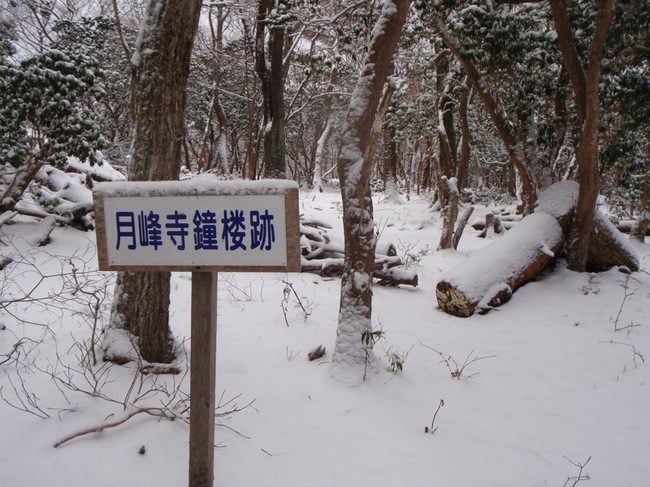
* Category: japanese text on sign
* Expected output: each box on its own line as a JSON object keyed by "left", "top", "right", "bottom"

{"left": 114, "top": 208, "right": 276, "bottom": 252}
{"left": 101, "top": 195, "right": 287, "bottom": 268}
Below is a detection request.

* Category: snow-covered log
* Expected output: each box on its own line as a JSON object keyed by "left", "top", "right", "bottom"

{"left": 535, "top": 181, "right": 638, "bottom": 272}
{"left": 299, "top": 216, "right": 414, "bottom": 285}
{"left": 534, "top": 180, "right": 580, "bottom": 234}
{"left": 589, "top": 210, "right": 639, "bottom": 272}
{"left": 375, "top": 267, "right": 419, "bottom": 287}
{"left": 616, "top": 221, "right": 650, "bottom": 237}
{"left": 301, "top": 254, "right": 417, "bottom": 282}
{"left": 436, "top": 212, "right": 564, "bottom": 317}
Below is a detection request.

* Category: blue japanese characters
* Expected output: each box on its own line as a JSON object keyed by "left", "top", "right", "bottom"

{"left": 114, "top": 208, "right": 276, "bottom": 253}
{"left": 93, "top": 179, "right": 300, "bottom": 271}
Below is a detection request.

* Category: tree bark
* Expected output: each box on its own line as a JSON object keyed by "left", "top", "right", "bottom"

{"left": 382, "top": 126, "right": 400, "bottom": 200}
{"left": 333, "top": 0, "right": 411, "bottom": 368}
{"left": 107, "top": 0, "right": 203, "bottom": 364}
{"left": 630, "top": 181, "right": 649, "bottom": 242}
{"left": 456, "top": 87, "right": 471, "bottom": 190}
{"left": 0, "top": 160, "right": 43, "bottom": 214}
{"left": 547, "top": 0, "right": 587, "bottom": 123}
{"left": 255, "top": 0, "right": 287, "bottom": 179}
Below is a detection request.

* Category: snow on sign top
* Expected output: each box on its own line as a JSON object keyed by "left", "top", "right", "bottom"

{"left": 93, "top": 175, "right": 300, "bottom": 272}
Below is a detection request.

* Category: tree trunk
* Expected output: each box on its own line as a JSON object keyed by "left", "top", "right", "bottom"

{"left": 255, "top": 0, "right": 287, "bottom": 179}
{"left": 333, "top": 0, "right": 410, "bottom": 368}
{"left": 549, "top": 0, "right": 615, "bottom": 271}
{"left": 382, "top": 126, "right": 400, "bottom": 200}
{"left": 0, "top": 159, "right": 42, "bottom": 214}
{"left": 456, "top": 87, "right": 471, "bottom": 190}
{"left": 548, "top": 0, "right": 587, "bottom": 123}
{"left": 438, "top": 176, "right": 459, "bottom": 250}
{"left": 313, "top": 66, "right": 338, "bottom": 189}
{"left": 630, "top": 181, "right": 649, "bottom": 242}
{"left": 107, "top": 0, "right": 203, "bottom": 364}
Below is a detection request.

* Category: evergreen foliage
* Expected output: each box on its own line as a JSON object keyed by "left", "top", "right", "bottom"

{"left": 0, "top": 47, "right": 106, "bottom": 169}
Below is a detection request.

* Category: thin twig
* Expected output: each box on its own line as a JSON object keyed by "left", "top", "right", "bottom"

{"left": 562, "top": 456, "right": 591, "bottom": 486}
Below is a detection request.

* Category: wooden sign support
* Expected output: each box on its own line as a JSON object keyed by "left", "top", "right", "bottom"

{"left": 93, "top": 177, "right": 300, "bottom": 487}
{"left": 189, "top": 272, "right": 218, "bottom": 487}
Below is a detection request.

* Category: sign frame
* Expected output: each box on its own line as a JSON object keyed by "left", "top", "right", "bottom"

{"left": 93, "top": 178, "right": 301, "bottom": 273}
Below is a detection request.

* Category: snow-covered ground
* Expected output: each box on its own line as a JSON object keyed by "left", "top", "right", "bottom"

{"left": 1, "top": 187, "right": 649, "bottom": 486}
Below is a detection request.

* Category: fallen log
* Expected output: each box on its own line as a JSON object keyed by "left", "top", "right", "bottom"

{"left": 535, "top": 180, "right": 638, "bottom": 272}
{"left": 436, "top": 212, "right": 564, "bottom": 317}
{"left": 301, "top": 255, "right": 402, "bottom": 275}
{"left": 299, "top": 215, "right": 416, "bottom": 285}
{"left": 616, "top": 220, "right": 650, "bottom": 237}
{"left": 301, "top": 255, "right": 418, "bottom": 287}
{"left": 589, "top": 210, "right": 640, "bottom": 272}
{"left": 375, "top": 267, "right": 419, "bottom": 287}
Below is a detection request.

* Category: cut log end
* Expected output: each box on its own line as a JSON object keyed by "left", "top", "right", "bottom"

{"left": 435, "top": 280, "right": 473, "bottom": 317}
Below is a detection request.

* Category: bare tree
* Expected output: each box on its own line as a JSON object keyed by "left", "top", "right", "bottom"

{"left": 107, "top": 0, "right": 203, "bottom": 363}
{"left": 333, "top": 0, "right": 411, "bottom": 369}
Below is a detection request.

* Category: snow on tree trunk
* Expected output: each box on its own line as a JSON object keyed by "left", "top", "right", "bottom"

{"left": 313, "top": 66, "right": 338, "bottom": 190}
{"left": 382, "top": 126, "right": 400, "bottom": 202}
{"left": 438, "top": 176, "right": 459, "bottom": 250}
{"left": 107, "top": 0, "right": 203, "bottom": 364}
{"left": 0, "top": 160, "right": 42, "bottom": 214}
{"left": 333, "top": 0, "right": 411, "bottom": 369}
{"left": 436, "top": 212, "right": 564, "bottom": 317}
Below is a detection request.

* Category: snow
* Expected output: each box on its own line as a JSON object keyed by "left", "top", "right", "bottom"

{"left": 1, "top": 189, "right": 650, "bottom": 486}
{"left": 441, "top": 212, "right": 563, "bottom": 303}
{"left": 534, "top": 179, "right": 579, "bottom": 220}
{"left": 94, "top": 174, "right": 298, "bottom": 198}
{"left": 66, "top": 156, "right": 126, "bottom": 182}
{"left": 594, "top": 208, "right": 639, "bottom": 265}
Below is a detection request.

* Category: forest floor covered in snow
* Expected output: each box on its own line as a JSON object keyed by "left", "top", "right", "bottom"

{"left": 1, "top": 186, "right": 649, "bottom": 486}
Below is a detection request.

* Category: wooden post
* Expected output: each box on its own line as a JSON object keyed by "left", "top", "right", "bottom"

{"left": 189, "top": 272, "right": 218, "bottom": 487}
{"left": 92, "top": 178, "right": 301, "bottom": 486}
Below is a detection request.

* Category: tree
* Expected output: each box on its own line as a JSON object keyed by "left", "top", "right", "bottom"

{"left": 333, "top": 0, "right": 411, "bottom": 369}
{"left": 548, "top": 0, "right": 616, "bottom": 271}
{"left": 253, "top": 0, "right": 294, "bottom": 179}
{"left": 0, "top": 21, "right": 107, "bottom": 215}
{"left": 107, "top": 0, "right": 202, "bottom": 363}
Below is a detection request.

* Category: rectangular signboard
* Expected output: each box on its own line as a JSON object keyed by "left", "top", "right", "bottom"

{"left": 93, "top": 177, "right": 300, "bottom": 272}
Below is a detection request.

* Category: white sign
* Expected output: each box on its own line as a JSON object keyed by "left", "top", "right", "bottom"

{"left": 93, "top": 178, "right": 300, "bottom": 272}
